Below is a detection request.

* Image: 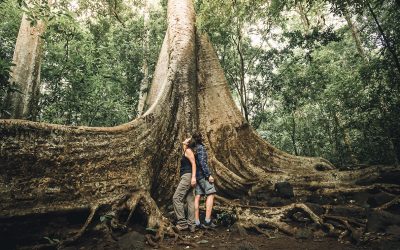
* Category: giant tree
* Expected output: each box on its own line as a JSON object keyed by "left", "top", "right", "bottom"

{"left": 0, "top": 0, "right": 399, "bottom": 248}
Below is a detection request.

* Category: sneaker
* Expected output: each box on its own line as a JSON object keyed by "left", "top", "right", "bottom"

{"left": 201, "top": 221, "right": 217, "bottom": 229}
{"left": 176, "top": 224, "right": 189, "bottom": 231}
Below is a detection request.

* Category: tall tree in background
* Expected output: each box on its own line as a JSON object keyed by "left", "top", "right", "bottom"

{"left": 343, "top": 9, "right": 366, "bottom": 59}
{"left": 1, "top": 7, "right": 46, "bottom": 120}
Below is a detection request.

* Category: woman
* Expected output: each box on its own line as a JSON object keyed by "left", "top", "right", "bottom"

{"left": 172, "top": 137, "right": 197, "bottom": 232}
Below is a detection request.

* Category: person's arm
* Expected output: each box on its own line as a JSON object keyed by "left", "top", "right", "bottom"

{"left": 197, "top": 145, "right": 212, "bottom": 179}
{"left": 185, "top": 149, "right": 197, "bottom": 187}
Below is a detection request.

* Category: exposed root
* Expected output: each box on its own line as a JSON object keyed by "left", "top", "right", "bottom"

{"left": 322, "top": 222, "right": 338, "bottom": 236}
{"left": 60, "top": 204, "right": 99, "bottom": 247}
{"left": 322, "top": 215, "right": 362, "bottom": 243}
{"left": 145, "top": 234, "right": 159, "bottom": 248}
{"left": 252, "top": 223, "right": 273, "bottom": 238}
{"left": 45, "top": 190, "right": 180, "bottom": 248}
{"left": 117, "top": 191, "right": 178, "bottom": 247}
{"left": 322, "top": 215, "right": 365, "bottom": 228}
{"left": 216, "top": 196, "right": 373, "bottom": 243}
{"left": 216, "top": 201, "right": 324, "bottom": 236}
{"left": 319, "top": 183, "right": 400, "bottom": 196}
{"left": 338, "top": 229, "right": 350, "bottom": 242}
{"left": 377, "top": 197, "right": 400, "bottom": 210}
{"left": 124, "top": 194, "right": 141, "bottom": 225}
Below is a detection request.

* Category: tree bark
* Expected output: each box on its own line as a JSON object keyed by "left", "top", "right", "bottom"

{"left": 0, "top": 0, "right": 399, "bottom": 247}
{"left": 1, "top": 14, "right": 45, "bottom": 120}
{"left": 291, "top": 110, "right": 299, "bottom": 156}
{"left": 137, "top": 0, "right": 151, "bottom": 116}
{"left": 237, "top": 33, "right": 249, "bottom": 122}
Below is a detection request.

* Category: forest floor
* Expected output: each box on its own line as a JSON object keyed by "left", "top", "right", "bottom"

{"left": 64, "top": 225, "right": 400, "bottom": 250}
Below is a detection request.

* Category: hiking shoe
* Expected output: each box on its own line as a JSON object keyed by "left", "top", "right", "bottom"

{"left": 176, "top": 224, "right": 189, "bottom": 231}
{"left": 201, "top": 221, "right": 217, "bottom": 229}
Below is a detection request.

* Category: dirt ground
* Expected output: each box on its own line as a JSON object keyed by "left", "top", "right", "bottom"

{"left": 3, "top": 206, "right": 399, "bottom": 250}
{"left": 66, "top": 225, "right": 400, "bottom": 250}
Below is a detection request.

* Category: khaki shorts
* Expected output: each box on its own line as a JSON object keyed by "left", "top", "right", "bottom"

{"left": 195, "top": 178, "right": 216, "bottom": 196}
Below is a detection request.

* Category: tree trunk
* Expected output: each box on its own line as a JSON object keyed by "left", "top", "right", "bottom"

{"left": 344, "top": 10, "right": 366, "bottom": 60}
{"left": 367, "top": 1, "right": 400, "bottom": 75}
{"left": 137, "top": 0, "right": 151, "bottom": 116}
{"left": 297, "top": 2, "right": 310, "bottom": 32}
{"left": 237, "top": 36, "right": 249, "bottom": 122}
{"left": 1, "top": 14, "right": 45, "bottom": 120}
{"left": 290, "top": 110, "right": 299, "bottom": 156}
{"left": 233, "top": 20, "right": 249, "bottom": 122}
{"left": 0, "top": 0, "right": 399, "bottom": 248}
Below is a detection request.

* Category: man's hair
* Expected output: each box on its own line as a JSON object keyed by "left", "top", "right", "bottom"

{"left": 187, "top": 138, "right": 197, "bottom": 149}
{"left": 192, "top": 132, "right": 203, "bottom": 144}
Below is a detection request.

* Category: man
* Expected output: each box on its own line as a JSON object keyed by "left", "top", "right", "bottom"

{"left": 192, "top": 132, "right": 217, "bottom": 229}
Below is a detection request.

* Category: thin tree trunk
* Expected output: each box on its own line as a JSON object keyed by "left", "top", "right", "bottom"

{"left": 137, "top": 0, "right": 150, "bottom": 116}
{"left": 291, "top": 110, "right": 299, "bottom": 156}
{"left": 2, "top": 14, "right": 46, "bottom": 120}
{"left": 238, "top": 43, "right": 248, "bottom": 122}
{"left": 367, "top": 1, "right": 400, "bottom": 75}
{"left": 344, "top": 10, "right": 366, "bottom": 60}
{"left": 297, "top": 2, "right": 310, "bottom": 32}
{"left": 236, "top": 25, "right": 249, "bottom": 122}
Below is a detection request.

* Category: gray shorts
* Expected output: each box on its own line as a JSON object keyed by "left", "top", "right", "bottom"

{"left": 195, "top": 178, "right": 216, "bottom": 196}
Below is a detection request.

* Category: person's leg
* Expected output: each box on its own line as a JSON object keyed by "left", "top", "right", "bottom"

{"left": 202, "top": 179, "right": 217, "bottom": 228}
{"left": 205, "top": 194, "right": 215, "bottom": 222}
{"left": 172, "top": 173, "right": 191, "bottom": 228}
{"left": 194, "top": 195, "right": 201, "bottom": 226}
{"left": 186, "top": 187, "right": 195, "bottom": 231}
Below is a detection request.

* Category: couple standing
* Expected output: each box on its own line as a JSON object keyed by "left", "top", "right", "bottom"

{"left": 172, "top": 132, "right": 217, "bottom": 232}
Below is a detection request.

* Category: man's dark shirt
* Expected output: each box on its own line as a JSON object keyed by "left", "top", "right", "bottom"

{"left": 195, "top": 143, "right": 212, "bottom": 180}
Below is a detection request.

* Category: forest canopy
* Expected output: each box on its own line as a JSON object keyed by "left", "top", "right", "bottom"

{"left": 1, "top": 0, "right": 399, "bottom": 167}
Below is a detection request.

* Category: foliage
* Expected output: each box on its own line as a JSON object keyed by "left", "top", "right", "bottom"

{"left": 196, "top": 0, "right": 400, "bottom": 166}
{"left": 37, "top": 0, "right": 166, "bottom": 126}
{"left": 1, "top": 0, "right": 399, "bottom": 165}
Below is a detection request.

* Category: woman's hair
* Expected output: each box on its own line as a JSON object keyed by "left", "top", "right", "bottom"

{"left": 183, "top": 137, "right": 197, "bottom": 155}
{"left": 192, "top": 131, "right": 203, "bottom": 144}
{"left": 187, "top": 138, "right": 197, "bottom": 149}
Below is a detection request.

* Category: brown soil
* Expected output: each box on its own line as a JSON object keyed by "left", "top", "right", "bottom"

{"left": 64, "top": 226, "right": 399, "bottom": 250}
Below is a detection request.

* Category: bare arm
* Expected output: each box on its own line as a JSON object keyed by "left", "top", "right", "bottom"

{"left": 185, "top": 149, "right": 197, "bottom": 187}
